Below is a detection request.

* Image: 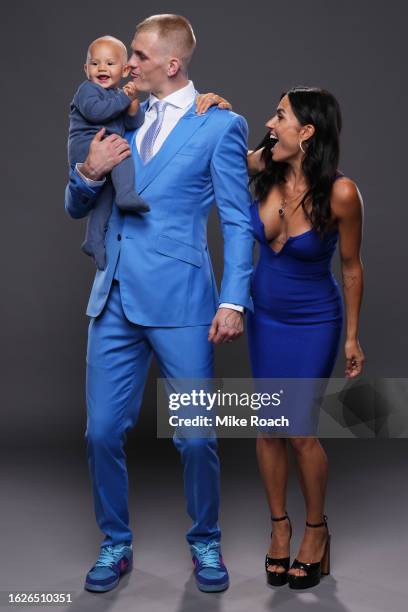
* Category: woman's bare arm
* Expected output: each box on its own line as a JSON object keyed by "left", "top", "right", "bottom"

{"left": 247, "top": 147, "right": 265, "bottom": 176}
{"left": 331, "top": 177, "right": 365, "bottom": 377}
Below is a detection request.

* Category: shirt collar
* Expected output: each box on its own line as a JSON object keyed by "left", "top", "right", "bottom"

{"left": 147, "top": 80, "right": 196, "bottom": 111}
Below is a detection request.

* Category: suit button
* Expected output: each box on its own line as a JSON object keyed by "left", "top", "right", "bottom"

{"left": 117, "top": 234, "right": 122, "bottom": 241}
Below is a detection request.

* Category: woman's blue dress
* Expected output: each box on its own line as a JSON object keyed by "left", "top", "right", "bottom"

{"left": 247, "top": 192, "right": 344, "bottom": 433}
{"left": 248, "top": 199, "right": 343, "bottom": 377}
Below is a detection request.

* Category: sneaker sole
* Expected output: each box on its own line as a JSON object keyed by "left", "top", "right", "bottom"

{"left": 84, "top": 577, "right": 120, "bottom": 593}
{"left": 196, "top": 580, "right": 229, "bottom": 593}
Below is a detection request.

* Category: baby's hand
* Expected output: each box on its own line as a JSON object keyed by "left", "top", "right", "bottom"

{"left": 123, "top": 81, "right": 139, "bottom": 101}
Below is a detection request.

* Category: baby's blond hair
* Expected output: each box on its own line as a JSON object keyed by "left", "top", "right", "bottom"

{"left": 86, "top": 36, "right": 128, "bottom": 64}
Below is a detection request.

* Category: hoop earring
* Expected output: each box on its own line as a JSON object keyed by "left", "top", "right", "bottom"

{"left": 299, "top": 140, "right": 306, "bottom": 154}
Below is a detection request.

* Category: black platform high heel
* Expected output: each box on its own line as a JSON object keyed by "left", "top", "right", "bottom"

{"left": 288, "top": 514, "right": 331, "bottom": 590}
{"left": 265, "top": 512, "right": 292, "bottom": 586}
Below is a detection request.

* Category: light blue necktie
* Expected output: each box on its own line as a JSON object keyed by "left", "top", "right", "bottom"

{"left": 139, "top": 100, "right": 169, "bottom": 164}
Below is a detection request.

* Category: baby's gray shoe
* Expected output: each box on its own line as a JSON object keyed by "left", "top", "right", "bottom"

{"left": 116, "top": 192, "right": 150, "bottom": 213}
{"left": 81, "top": 240, "right": 106, "bottom": 271}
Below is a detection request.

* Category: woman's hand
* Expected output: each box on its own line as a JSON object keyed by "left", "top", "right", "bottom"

{"left": 196, "top": 93, "right": 232, "bottom": 115}
{"left": 247, "top": 147, "right": 265, "bottom": 175}
{"left": 344, "top": 338, "right": 365, "bottom": 378}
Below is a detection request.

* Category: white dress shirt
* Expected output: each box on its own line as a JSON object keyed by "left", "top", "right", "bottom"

{"left": 76, "top": 80, "right": 244, "bottom": 313}
{"left": 135, "top": 80, "right": 195, "bottom": 154}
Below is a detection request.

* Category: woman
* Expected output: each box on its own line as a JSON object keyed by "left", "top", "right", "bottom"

{"left": 247, "top": 87, "right": 365, "bottom": 589}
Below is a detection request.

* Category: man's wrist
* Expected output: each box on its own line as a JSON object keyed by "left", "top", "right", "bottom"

{"left": 219, "top": 303, "right": 245, "bottom": 313}
{"left": 76, "top": 163, "right": 106, "bottom": 187}
{"left": 79, "top": 160, "right": 104, "bottom": 181}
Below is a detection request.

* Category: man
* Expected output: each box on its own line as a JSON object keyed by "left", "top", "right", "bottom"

{"left": 65, "top": 14, "right": 253, "bottom": 593}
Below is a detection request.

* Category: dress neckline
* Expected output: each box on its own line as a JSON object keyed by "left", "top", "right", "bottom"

{"left": 253, "top": 200, "right": 338, "bottom": 256}
{"left": 253, "top": 172, "right": 345, "bottom": 254}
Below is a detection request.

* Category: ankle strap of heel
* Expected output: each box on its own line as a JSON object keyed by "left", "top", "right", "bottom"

{"left": 306, "top": 514, "right": 328, "bottom": 528}
{"left": 271, "top": 512, "right": 289, "bottom": 522}
{"left": 271, "top": 511, "right": 292, "bottom": 538}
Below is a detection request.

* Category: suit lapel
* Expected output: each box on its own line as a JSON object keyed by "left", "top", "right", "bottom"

{"left": 136, "top": 101, "right": 217, "bottom": 194}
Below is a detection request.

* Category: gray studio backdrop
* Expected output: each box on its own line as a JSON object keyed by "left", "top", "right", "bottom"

{"left": 1, "top": 0, "right": 407, "bottom": 448}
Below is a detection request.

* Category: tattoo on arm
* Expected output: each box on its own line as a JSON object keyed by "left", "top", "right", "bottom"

{"left": 342, "top": 273, "right": 358, "bottom": 289}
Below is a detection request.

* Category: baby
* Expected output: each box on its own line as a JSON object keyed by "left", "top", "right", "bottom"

{"left": 68, "top": 36, "right": 149, "bottom": 270}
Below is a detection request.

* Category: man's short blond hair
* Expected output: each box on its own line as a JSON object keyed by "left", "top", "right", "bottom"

{"left": 135, "top": 14, "right": 196, "bottom": 72}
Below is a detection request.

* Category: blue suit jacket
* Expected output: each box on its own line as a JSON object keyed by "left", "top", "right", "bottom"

{"left": 65, "top": 99, "right": 254, "bottom": 326}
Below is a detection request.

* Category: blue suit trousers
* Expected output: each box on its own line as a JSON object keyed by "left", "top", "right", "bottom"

{"left": 85, "top": 280, "right": 220, "bottom": 548}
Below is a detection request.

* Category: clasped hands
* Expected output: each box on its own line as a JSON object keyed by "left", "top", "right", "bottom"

{"left": 208, "top": 308, "right": 244, "bottom": 345}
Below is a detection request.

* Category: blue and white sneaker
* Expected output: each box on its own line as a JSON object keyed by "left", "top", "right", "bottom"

{"left": 191, "top": 541, "right": 229, "bottom": 592}
{"left": 84, "top": 543, "right": 133, "bottom": 592}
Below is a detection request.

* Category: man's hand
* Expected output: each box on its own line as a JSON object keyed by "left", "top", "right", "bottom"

{"left": 123, "top": 81, "right": 139, "bottom": 101}
{"left": 79, "top": 128, "right": 131, "bottom": 180}
{"left": 208, "top": 308, "right": 244, "bottom": 344}
{"left": 196, "top": 93, "right": 232, "bottom": 115}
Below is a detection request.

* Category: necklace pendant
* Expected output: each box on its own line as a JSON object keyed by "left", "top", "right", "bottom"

{"left": 278, "top": 208, "right": 285, "bottom": 218}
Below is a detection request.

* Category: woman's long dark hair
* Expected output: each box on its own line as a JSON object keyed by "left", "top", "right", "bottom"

{"left": 252, "top": 86, "right": 342, "bottom": 234}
